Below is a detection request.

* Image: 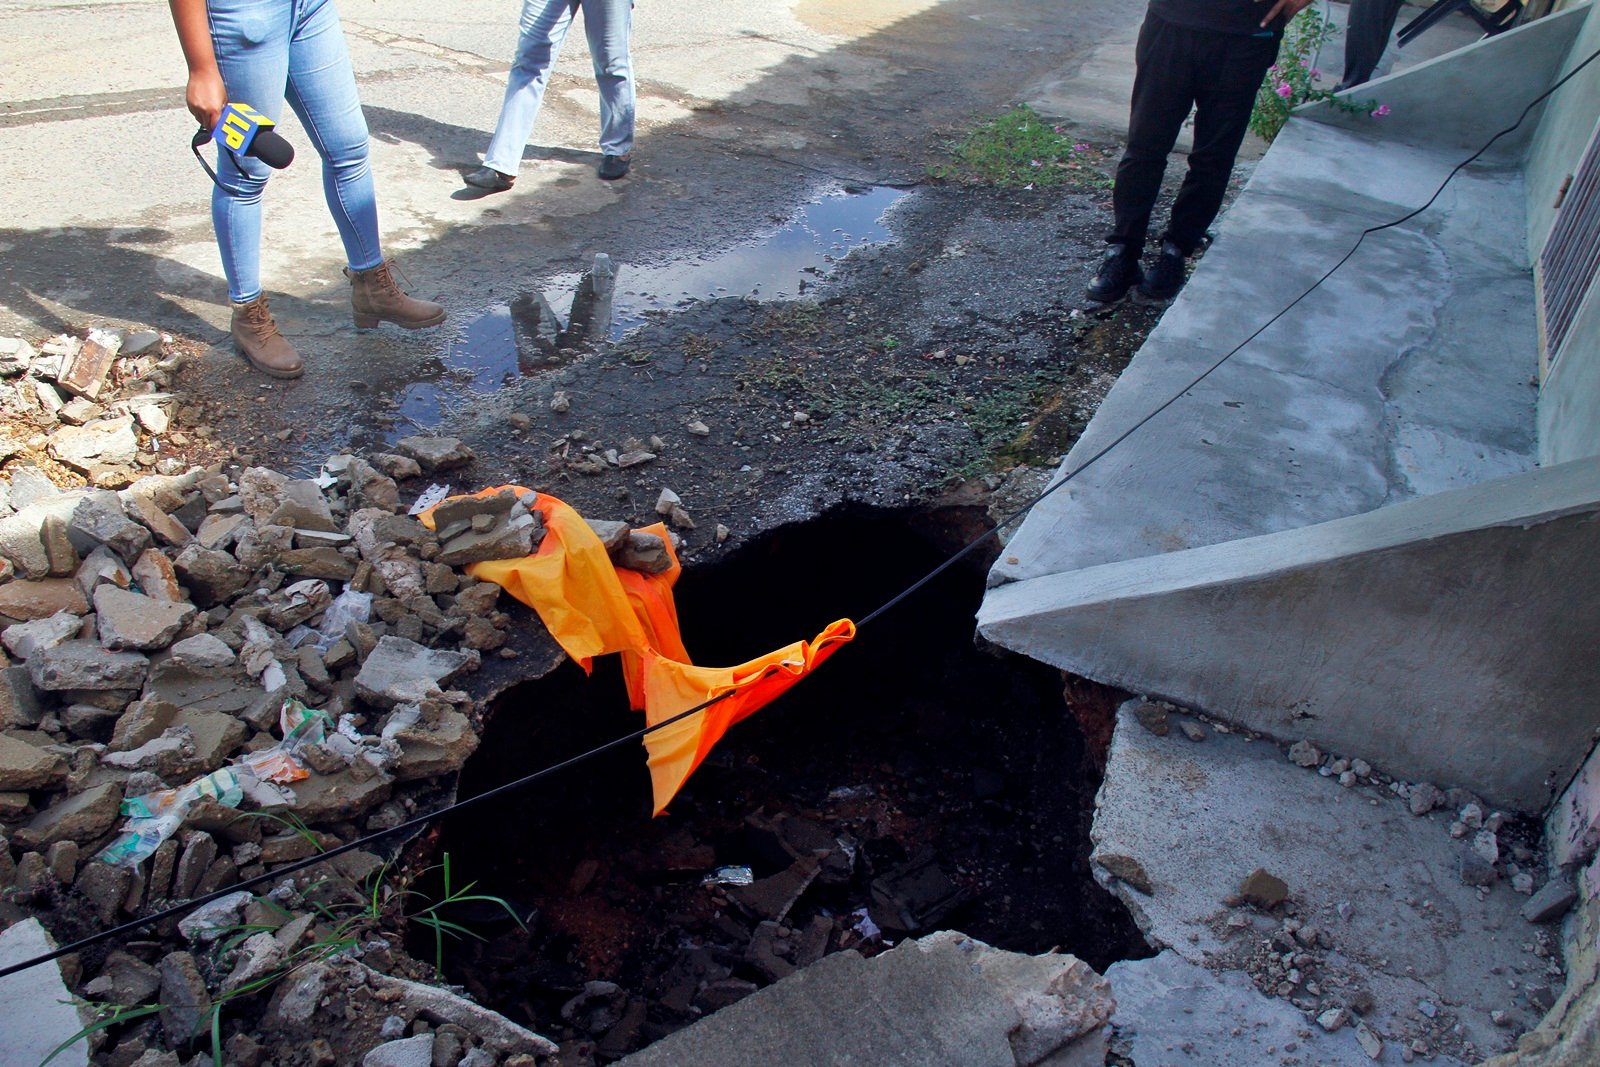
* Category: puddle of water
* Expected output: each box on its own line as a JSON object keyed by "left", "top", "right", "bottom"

{"left": 390, "top": 185, "right": 908, "bottom": 436}
{"left": 553, "top": 183, "right": 908, "bottom": 332}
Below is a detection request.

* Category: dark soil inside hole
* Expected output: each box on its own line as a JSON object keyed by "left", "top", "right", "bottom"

{"left": 412, "top": 509, "right": 1149, "bottom": 1058}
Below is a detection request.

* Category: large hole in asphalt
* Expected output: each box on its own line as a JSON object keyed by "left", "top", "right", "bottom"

{"left": 412, "top": 508, "right": 1149, "bottom": 1058}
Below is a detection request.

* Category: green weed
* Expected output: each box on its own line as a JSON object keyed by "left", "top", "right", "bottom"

{"left": 931, "top": 106, "right": 1112, "bottom": 189}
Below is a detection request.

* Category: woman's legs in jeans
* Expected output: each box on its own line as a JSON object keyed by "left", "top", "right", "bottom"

{"left": 285, "top": 0, "right": 382, "bottom": 273}
{"left": 484, "top": 0, "right": 579, "bottom": 175}
{"left": 208, "top": 0, "right": 381, "bottom": 302}
{"left": 583, "top": 0, "right": 634, "bottom": 157}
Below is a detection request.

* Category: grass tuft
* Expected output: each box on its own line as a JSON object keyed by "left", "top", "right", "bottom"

{"left": 931, "top": 106, "right": 1112, "bottom": 189}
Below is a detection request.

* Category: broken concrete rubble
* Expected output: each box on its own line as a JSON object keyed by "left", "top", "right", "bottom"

{"left": 354, "top": 635, "right": 474, "bottom": 708}
{"left": 94, "top": 584, "right": 196, "bottom": 650}
{"left": 0, "top": 433, "right": 889, "bottom": 1064}
{"left": 619, "top": 932, "right": 1113, "bottom": 1067}
{"left": 1091, "top": 698, "right": 1557, "bottom": 1063}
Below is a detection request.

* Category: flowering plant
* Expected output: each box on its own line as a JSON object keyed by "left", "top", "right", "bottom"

{"left": 1250, "top": 7, "right": 1388, "bottom": 144}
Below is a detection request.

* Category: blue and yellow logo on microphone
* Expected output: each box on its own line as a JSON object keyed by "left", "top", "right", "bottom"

{"left": 213, "top": 103, "right": 273, "bottom": 153}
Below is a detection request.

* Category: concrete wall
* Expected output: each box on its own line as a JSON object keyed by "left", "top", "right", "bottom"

{"left": 1525, "top": 1, "right": 1599, "bottom": 255}
{"left": 977, "top": 458, "right": 1600, "bottom": 813}
{"left": 1529, "top": 3, "right": 1600, "bottom": 465}
{"left": 1541, "top": 284, "right": 1600, "bottom": 464}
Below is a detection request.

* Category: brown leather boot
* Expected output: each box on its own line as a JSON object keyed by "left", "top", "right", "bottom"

{"left": 230, "top": 294, "right": 304, "bottom": 379}
{"left": 346, "top": 260, "right": 447, "bottom": 329}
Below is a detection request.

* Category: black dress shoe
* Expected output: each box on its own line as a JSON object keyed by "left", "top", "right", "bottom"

{"left": 1136, "top": 241, "right": 1188, "bottom": 302}
{"left": 597, "top": 154, "right": 631, "bottom": 180}
{"left": 1086, "top": 247, "right": 1143, "bottom": 303}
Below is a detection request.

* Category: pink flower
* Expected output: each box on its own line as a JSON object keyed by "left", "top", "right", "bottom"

{"left": 1310, "top": 68, "right": 1322, "bottom": 80}
{"left": 1371, "top": 103, "right": 1391, "bottom": 117}
{"left": 1073, "top": 143, "right": 1090, "bottom": 153}
{"left": 1268, "top": 64, "right": 1280, "bottom": 75}
{"left": 1276, "top": 82, "right": 1294, "bottom": 100}
{"left": 1053, "top": 125, "right": 1066, "bottom": 134}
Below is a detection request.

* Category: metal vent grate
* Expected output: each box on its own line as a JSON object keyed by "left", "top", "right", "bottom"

{"left": 1541, "top": 120, "right": 1600, "bottom": 370}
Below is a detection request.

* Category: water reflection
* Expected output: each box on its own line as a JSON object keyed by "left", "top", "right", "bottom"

{"left": 390, "top": 185, "right": 908, "bottom": 435}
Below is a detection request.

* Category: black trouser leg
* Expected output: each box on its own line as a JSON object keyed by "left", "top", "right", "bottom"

{"left": 1163, "top": 31, "right": 1278, "bottom": 255}
{"left": 1338, "top": 0, "right": 1406, "bottom": 90}
{"left": 1109, "top": 16, "right": 1200, "bottom": 256}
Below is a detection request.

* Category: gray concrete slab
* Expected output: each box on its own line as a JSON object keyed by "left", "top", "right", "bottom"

{"left": 616, "top": 931, "right": 1113, "bottom": 1067}
{"left": 0, "top": 918, "right": 90, "bottom": 1067}
{"left": 990, "top": 126, "right": 1537, "bottom": 584}
{"left": 1106, "top": 950, "right": 1452, "bottom": 1067}
{"left": 1090, "top": 700, "right": 1562, "bottom": 1064}
{"left": 979, "top": 457, "right": 1600, "bottom": 812}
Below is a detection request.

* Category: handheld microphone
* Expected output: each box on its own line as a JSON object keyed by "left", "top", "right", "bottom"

{"left": 212, "top": 102, "right": 295, "bottom": 168}
{"left": 190, "top": 102, "right": 296, "bottom": 190}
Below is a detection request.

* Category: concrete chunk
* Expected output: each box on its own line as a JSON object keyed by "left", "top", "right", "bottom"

{"left": 168, "top": 633, "right": 236, "bottom": 671}
{"left": 94, "top": 584, "right": 196, "bottom": 650}
{"left": 68, "top": 491, "right": 151, "bottom": 564}
{"left": 14, "top": 780, "right": 123, "bottom": 850}
{"left": 361, "top": 965, "right": 556, "bottom": 1055}
{"left": 172, "top": 543, "right": 251, "bottom": 607}
{"left": 75, "top": 543, "right": 132, "bottom": 599}
{"left": 619, "top": 933, "right": 1111, "bottom": 1067}
{"left": 56, "top": 328, "right": 120, "bottom": 400}
{"left": 29, "top": 639, "right": 149, "bottom": 690}
{"left": 353, "top": 635, "right": 473, "bottom": 708}
{"left": 0, "top": 577, "right": 89, "bottom": 622}
{"left": 0, "top": 732, "right": 69, "bottom": 790}
{"left": 362, "top": 1034, "right": 435, "bottom": 1067}
{"left": 1521, "top": 878, "right": 1577, "bottom": 923}
{"left": 395, "top": 435, "right": 475, "bottom": 473}
{"left": 2, "top": 609, "right": 84, "bottom": 659}
{"left": 130, "top": 547, "right": 183, "bottom": 602}
{"left": 0, "top": 918, "right": 92, "bottom": 1066}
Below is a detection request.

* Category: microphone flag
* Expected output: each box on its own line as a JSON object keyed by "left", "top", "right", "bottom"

{"left": 212, "top": 102, "right": 274, "bottom": 155}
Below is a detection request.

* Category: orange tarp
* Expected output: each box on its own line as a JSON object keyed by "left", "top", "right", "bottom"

{"left": 422, "top": 487, "right": 853, "bottom": 813}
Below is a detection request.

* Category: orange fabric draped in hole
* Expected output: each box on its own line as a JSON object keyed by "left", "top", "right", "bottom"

{"left": 422, "top": 487, "right": 854, "bottom": 813}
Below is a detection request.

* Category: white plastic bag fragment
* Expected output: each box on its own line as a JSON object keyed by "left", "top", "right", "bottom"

{"left": 316, "top": 589, "right": 373, "bottom": 652}
{"left": 408, "top": 483, "right": 450, "bottom": 516}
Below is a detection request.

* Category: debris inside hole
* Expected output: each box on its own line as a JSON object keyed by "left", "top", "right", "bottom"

{"left": 412, "top": 508, "right": 1149, "bottom": 1058}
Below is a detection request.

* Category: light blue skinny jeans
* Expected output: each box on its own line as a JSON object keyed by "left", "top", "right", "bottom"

{"left": 207, "top": 0, "right": 383, "bottom": 303}
{"left": 483, "top": 0, "right": 635, "bottom": 175}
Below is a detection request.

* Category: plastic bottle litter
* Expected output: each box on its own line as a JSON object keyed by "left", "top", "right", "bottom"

{"left": 99, "top": 813, "right": 186, "bottom": 868}
{"left": 98, "top": 699, "right": 335, "bottom": 868}
{"left": 238, "top": 698, "right": 333, "bottom": 784}
{"left": 701, "top": 865, "right": 755, "bottom": 887}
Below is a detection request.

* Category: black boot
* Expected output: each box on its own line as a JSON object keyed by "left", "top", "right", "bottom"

{"left": 1136, "top": 241, "right": 1188, "bottom": 302}
{"left": 1086, "top": 246, "right": 1143, "bottom": 303}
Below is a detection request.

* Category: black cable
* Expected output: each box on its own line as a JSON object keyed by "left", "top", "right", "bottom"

{"left": 5, "top": 41, "right": 1597, "bottom": 985}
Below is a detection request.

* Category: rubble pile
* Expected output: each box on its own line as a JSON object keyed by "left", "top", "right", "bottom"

{"left": 0, "top": 330, "right": 204, "bottom": 488}
{"left": 0, "top": 431, "right": 687, "bottom": 1065}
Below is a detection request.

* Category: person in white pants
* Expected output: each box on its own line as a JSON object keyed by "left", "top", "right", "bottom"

{"left": 465, "top": 0, "right": 636, "bottom": 191}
